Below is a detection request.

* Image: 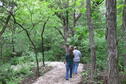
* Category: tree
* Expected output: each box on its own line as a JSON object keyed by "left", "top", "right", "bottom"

{"left": 123, "top": 0, "right": 126, "bottom": 31}
{"left": 51, "top": 0, "right": 83, "bottom": 53}
{"left": 122, "top": 0, "right": 126, "bottom": 68}
{"left": 41, "top": 17, "right": 50, "bottom": 67}
{"left": 106, "top": 0, "right": 120, "bottom": 84}
{"left": 11, "top": 14, "right": 40, "bottom": 76}
{"left": 52, "top": 0, "right": 82, "bottom": 39}
{"left": 54, "top": 0, "right": 70, "bottom": 44}
{"left": 9, "top": 0, "right": 53, "bottom": 76}
{"left": 86, "top": 0, "right": 96, "bottom": 82}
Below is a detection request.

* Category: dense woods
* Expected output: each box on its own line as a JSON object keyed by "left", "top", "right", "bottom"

{"left": 0, "top": 0, "right": 126, "bottom": 84}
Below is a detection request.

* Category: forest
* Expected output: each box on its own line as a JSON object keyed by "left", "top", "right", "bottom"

{"left": 0, "top": 0, "right": 126, "bottom": 84}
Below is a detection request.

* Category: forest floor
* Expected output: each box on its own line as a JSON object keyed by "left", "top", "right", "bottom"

{"left": 32, "top": 62, "right": 83, "bottom": 84}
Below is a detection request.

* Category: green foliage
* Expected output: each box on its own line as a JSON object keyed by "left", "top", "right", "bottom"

{"left": 0, "top": 59, "right": 34, "bottom": 84}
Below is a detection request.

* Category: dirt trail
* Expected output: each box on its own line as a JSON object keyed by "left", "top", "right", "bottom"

{"left": 33, "top": 62, "right": 83, "bottom": 84}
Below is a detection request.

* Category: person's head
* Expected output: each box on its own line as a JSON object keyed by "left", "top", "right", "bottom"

{"left": 71, "top": 46, "right": 74, "bottom": 51}
{"left": 69, "top": 45, "right": 74, "bottom": 54}
{"left": 74, "top": 46, "right": 77, "bottom": 50}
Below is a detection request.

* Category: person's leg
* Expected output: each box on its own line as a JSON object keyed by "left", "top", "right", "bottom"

{"left": 65, "top": 63, "right": 70, "bottom": 80}
{"left": 74, "top": 62, "right": 79, "bottom": 74}
{"left": 73, "top": 62, "right": 75, "bottom": 73}
{"left": 70, "top": 64, "right": 73, "bottom": 78}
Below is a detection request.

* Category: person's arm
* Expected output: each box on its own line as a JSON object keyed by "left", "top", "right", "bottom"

{"left": 64, "top": 54, "right": 67, "bottom": 64}
{"left": 64, "top": 60, "right": 66, "bottom": 64}
{"left": 79, "top": 51, "right": 82, "bottom": 57}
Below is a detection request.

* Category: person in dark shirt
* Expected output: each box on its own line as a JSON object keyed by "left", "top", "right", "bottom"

{"left": 65, "top": 46, "right": 74, "bottom": 80}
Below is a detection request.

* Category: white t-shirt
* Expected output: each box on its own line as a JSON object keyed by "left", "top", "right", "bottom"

{"left": 73, "top": 49, "right": 82, "bottom": 62}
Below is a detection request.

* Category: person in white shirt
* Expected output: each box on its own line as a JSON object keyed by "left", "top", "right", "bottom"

{"left": 73, "top": 46, "right": 82, "bottom": 74}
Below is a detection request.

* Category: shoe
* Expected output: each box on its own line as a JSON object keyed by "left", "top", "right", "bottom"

{"left": 66, "top": 79, "right": 69, "bottom": 80}
{"left": 75, "top": 72, "right": 77, "bottom": 74}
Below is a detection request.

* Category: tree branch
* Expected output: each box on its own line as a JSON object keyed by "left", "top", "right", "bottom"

{"left": 0, "top": 13, "right": 11, "bottom": 37}
{"left": 10, "top": 12, "right": 36, "bottom": 49}
{"left": 55, "top": 27, "right": 65, "bottom": 40}
{"left": 41, "top": 17, "right": 50, "bottom": 37}
{"left": 55, "top": 12, "right": 66, "bottom": 22}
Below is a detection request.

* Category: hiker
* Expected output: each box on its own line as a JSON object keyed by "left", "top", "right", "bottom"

{"left": 64, "top": 46, "right": 74, "bottom": 80}
{"left": 73, "top": 46, "right": 82, "bottom": 74}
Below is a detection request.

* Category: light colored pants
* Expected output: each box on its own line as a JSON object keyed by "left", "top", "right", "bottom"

{"left": 73, "top": 62, "right": 79, "bottom": 74}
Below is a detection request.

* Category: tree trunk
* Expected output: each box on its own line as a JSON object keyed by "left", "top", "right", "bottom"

{"left": 0, "top": 42, "right": 3, "bottom": 62}
{"left": 122, "top": 0, "right": 126, "bottom": 68}
{"left": 41, "top": 18, "right": 49, "bottom": 67}
{"left": 64, "top": 22, "right": 68, "bottom": 43}
{"left": 106, "top": 0, "right": 120, "bottom": 84}
{"left": 35, "top": 51, "right": 39, "bottom": 76}
{"left": 72, "top": 1, "right": 76, "bottom": 36}
{"left": 11, "top": 11, "right": 40, "bottom": 77}
{"left": 122, "top": 0, "right": 126, "bottom": 32}
{"left": 63, "top": 0, "right": 69, "bottom": 44}
{"left": 12, "top": 25, "right": 15, "bottom": 53}
{"left": 14, "top": 20, "right": 40, "bottom": 77}
{"left": 41, "top": 36, "right": 45, "bottom": 67}
{"left": 86, "top": 0, "right": 96, "bottom": 82}
{"left": 64, "top": 13, "right": 69, "bottom": 43}
{"left": 0, "top": 14, "right": 11, "bottom": 37}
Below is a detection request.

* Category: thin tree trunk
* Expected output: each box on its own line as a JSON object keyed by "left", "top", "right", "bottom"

{"left": 73, "top": 1, "right": 76, "bottom": 36}
{"left": 106, "top": 0, "right": 120, "bottom": 84}
{"left": 35, "top": 51, "right": 39, "bottom": 76}
{"left": 0, "top": 42, "right": 3, "bottom": 62}
{"left": 64, "top": 17, "right": 69, "bottom": 43}
{"left": 64, "top": 23, "right": 68, "bottom": 43}
{"left": 12, "top": 25, "right": 15, "bottom": 53}
{"left": 0, "top": 5, "right": 14, "bottom": 37}
{"left": 41, "top": 36, "right": 45, "bottom": 67}
{"left": 0, "top": 14, "right": 11, "bottom": 37}
{"left": 122, "top": 0, "right": 126, "bottom": 68}
{"left": 55, "top": 27, "right": 65, "bottom": 40}
{"left": 11, "top": 13, "right": 40, "bottom": 77}
{"left": 64, "top": 0, "right": 69, "bottom": 44}
{"left": 41, "top": 18, "right": 49, "bottom": 67}
{"left": 122, "top": 0, "right": 126, "bottom": 32}
{"left": 86, "top": 0, "right": 96, "bottom": 82}
{"left": 19, "top": 24, "right": 40, "bottom": 77}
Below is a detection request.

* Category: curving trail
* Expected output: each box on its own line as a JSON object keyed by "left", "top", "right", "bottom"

{"left": 33, "top": 62, "right": 83, "bottom": 84}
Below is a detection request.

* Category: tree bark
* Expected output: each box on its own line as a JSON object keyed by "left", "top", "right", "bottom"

{"left": 0, "top": 42, "right": 3, "bottom": 62}
{"left": 72, "top": 10, "right": 81, "bottom": 36}
{"left": 63, "top": 21, "right": 68, "bottom": 43}
{"left": 71, "top": 0, "right": 82, "bottom": 36}
{"left": 55, "top": 27, "right": 65, "bottom": 40}
{"left": 122, "top": 0, "right": 126, "bottom": 68}
{"left": 86, "top": 0, "right": 96, "bottom": 82}
{"left": 41, "top": 18, "right": 49, "bottom": 67}
{"left": 122, "top": 0, "right": 126, "bottom": 32}
{"left": 71, "top": 0, "right": 76, "bottom": 36}
{"left": 12, "top": 25, "right": 15, "bottom": 53}
{"left": 106, "top": 0, "right": 120, "bottom": 84}
{"left": 64, "top": 0, "right": 69, "bottom": 44}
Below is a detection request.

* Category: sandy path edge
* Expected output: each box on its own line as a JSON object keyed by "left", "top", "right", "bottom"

{"left": 33, "top": 62, "right": 83, "bottom": 84}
